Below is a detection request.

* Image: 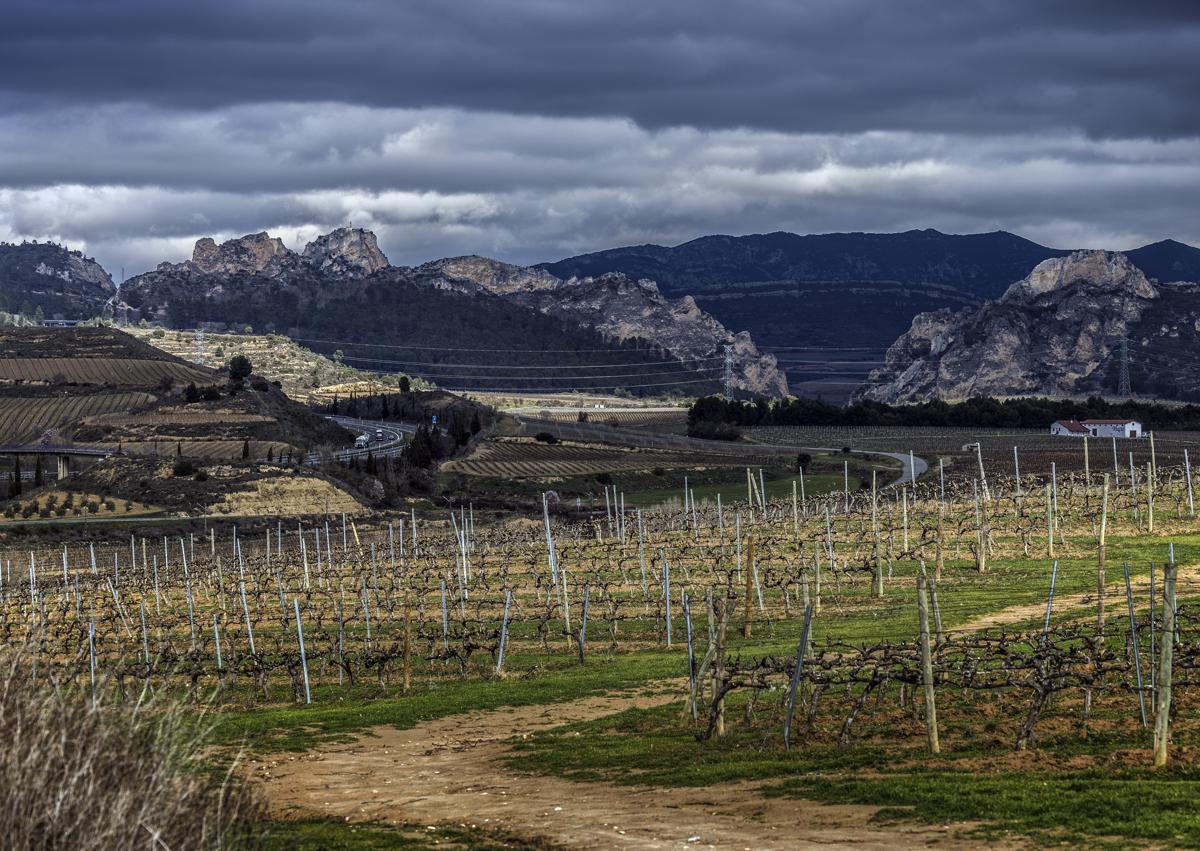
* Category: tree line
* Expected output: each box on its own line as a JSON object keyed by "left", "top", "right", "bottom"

{"left": 688, "top": 394, "right": 1200, "bottom": 432}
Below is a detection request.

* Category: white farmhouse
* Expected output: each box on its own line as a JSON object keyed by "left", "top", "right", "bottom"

{"left": 1082, "top": 419, "right": 1142, "bottom": 438}
{"left": 1051, "top": 418, "right": 1143, "bottom": 438}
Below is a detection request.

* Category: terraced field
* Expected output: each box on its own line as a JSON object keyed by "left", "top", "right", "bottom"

{"left": 83, "top": 408, "right": 274, "bottom": 427}
{"left": 532, "top": 407, "right": 688, "bottom": 433}
{"left": 0, "top": 357, "right": 210, "bottom": 387}
{"left": 445, "top": 437, "right": 753, "bottom": 478}
{"left": 0, "top": 392, "right": 156, "bottom": 443}
{"left": 109, "top": 439, "right": 297, "bottom": 461}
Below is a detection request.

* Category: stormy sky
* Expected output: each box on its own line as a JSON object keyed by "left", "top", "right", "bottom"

{"left": 2, "top": 0, "right": 1199, "bottom": 275}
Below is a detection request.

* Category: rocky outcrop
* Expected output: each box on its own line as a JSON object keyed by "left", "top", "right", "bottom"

{"left": 423, "top": 257, "right": 789, "bottom": 396}
{"left": 159, "top": 228, "right": 388, "bottom": 281}
{"left": 302, "top": 228, "right": 389, "bottom": 279}
{"left": 858, "top": 251, "right": 1159, "bottom": 403}
{"left": 122, "top": 230, "right": 787, "bottom": 395}
{"left": 0, "top": 241, "right": 116, "bottom": 318}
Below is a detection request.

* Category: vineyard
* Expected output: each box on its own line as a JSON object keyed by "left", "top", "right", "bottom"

{"left": 747, "top": 424, "right": 1192, "bottom": 477}
{"left": 444, "top": 437, "right": 769, "bottom": 478}
{"left": 110, "top": 439, "right": 297, "bottom": 461}
{"left": 0, "top": 392, "right": 155, "bottom": 443}
{"left": 0, "top": 357, "right": 211, "bottom": 387}
{"left": 83, "top": 409, "right": 274, "bottom": 427}
{"left": 3, "top": 455, "right": 1200, "bottom": 844}
{"left": 531, "top": 407, "right": 688, "bottom": 433}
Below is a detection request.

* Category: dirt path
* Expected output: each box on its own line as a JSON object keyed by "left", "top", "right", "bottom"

{"left": 957, "top": 561, "right": 1198, "bottom": 634}
{"left": 255, "top": 692, "right": 995, "bottom": 850}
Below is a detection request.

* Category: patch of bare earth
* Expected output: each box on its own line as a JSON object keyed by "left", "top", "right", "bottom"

{"left": 957, "top": 562, "right": 1199, "bottom": 633}
{"left": 254, "top": 693, "right": 998, "bottom": 850}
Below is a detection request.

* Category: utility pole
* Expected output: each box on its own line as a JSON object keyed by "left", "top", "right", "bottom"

{"left": 722, "top": 344, "right": 734, "bottom": 399}
{"left": 1118, "top": 336, "right": 1132, "bottom": 398}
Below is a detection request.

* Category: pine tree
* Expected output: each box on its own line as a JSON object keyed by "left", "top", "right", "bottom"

{"left": 9, "top": 458, "right": 22, "bottom": 498}
{"left": 34, "top": 456, "right": 43, "bottom": 487}
{"left": 241, "top": 440, "right": 250, "bottom": 460}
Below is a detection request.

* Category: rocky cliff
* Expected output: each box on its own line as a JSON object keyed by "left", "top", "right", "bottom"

{"left": 857, "top": 251, "right": 1162, "bottom": 403}
{"left": 159, "top": 227, "right": 387, "bottom": 280}
{"left": 121, "top": 229, "right": 786, "bottom": 396}
{"left": 422, "top": 256, "right": 788, "bottom": 396}
{"left": 0, "top": 241, "right": 116, "bottom": 318}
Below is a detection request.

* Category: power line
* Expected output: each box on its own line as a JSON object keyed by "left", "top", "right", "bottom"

{"left": 338, "top": 356, "right": 722, "bottom": 381}
{"left": 333, "top": 353, "right": 723, "bottom": 370}
{"left": 290, "top": 336, "right": 686, "bottom": 354}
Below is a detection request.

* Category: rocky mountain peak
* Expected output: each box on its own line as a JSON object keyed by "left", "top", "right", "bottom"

{"left": 302, "top": 227, "right": 389, "bottom": 279}
{"left": 857, "top": 250, "right": 1161, "bottom": 403}
{"left": 187, "top": 232, "right": 291, "bottom": 276}
{"left": 1003, "top": 250, "right": 1157, "bottom": 303}
{"left": 424, "top": 256, "right": 560, "bottom": 293}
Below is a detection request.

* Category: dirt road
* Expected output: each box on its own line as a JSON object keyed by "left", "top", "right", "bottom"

{"left": 255, "top": 692, "right": 995, "bottom": 850}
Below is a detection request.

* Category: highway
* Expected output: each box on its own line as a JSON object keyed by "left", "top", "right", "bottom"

{"left": 304, "top": 416, "right": 414, "bottom": 464}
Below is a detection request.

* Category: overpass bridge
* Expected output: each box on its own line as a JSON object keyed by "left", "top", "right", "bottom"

{"left": 0, "top": 444, "right": 114, "bottom": 480}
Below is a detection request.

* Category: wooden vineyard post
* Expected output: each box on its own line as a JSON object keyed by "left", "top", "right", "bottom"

{"left": 742, "top": 537, "right": 754, "bottom": 638}
{"left": 1045, "top": 484, "right": 1055, "bottom": 558}
{"left": 917, "top": 570, "right": 940, "bottom": 754}
{"left": 711, "top": 594, "right": 729, "bottom": 738}
{"left": 1154, "top": 559, "right": 1177, "bottom": 767}
{"left": 1098, "top": 474, "right": 1109, "bottom": 635}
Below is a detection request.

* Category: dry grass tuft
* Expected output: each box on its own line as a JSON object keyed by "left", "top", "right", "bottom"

{"left": 0, "top": 654, "right": 262, "bottom": 850}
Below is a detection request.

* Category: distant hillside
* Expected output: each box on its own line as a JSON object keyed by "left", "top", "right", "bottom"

{"left": 0, "top": 326, "right": 346, "bottom": 453}
{"left": 541, "top": 230, "right": 1200, "bottom": 400}
{"left": 541, "top": 229, "right": 1066, "bottom": 299}
{"left": 121, "top": 230, "right": 771, "bottom": 396}
{"left": 858, "top": 251, "right": 1200, "bottom": 404}
{"left": 1126, "top": 239, "right": 1200, "bottom": 284}
{"left": 128, "top": 327, "right": 432, "bottom": 400}
{"left": 0, "top": 241, "right": 116, "bottom": 319}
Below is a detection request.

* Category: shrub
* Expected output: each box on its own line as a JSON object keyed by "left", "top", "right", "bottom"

{"left": 173, "top": 459, "right": 197, "bottom": 477}
{"left": 0, "top": 653, "right": 262, "bottom": 848}
{"left": 193, "top": 470, "right": 209, "bottom": 482}
{"left": 534, "top": 432, "right": 559, "bottom": 444}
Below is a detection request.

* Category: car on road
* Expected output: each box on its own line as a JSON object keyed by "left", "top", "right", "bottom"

{"left": 375, "top": 429, "right": 385, "bottom": 441}
{"left": 354, "top": 434, "right": 370, "bottom": 449}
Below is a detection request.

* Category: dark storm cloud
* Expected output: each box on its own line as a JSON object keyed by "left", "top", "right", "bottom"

{"left": 3, "top": 0, "right": 1200, "bottom": 138}
{"left": 1, "top": 1, "right": 1199, "bottom": 276}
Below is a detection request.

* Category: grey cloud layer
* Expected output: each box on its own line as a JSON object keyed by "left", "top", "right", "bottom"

{"left": 2, "top": 104, "right": 1198, "bottom": 274}
{"left": 4, "top": 0, "right": 1200, "bottom": 137}
{"left": 1, "top": 2, "right": 1198, "bottom": 276}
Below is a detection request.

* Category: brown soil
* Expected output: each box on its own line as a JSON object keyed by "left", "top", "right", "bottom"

{"left": 254, "top": 693, "right": 1000, "bottom": 850}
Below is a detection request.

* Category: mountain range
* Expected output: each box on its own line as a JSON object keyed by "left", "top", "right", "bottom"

{"left": 542, "top": 230, "right": 1200, "bottom": 400}
{"left": 114, "top": 229, "right": 787, "bottom": 396}
{"left": 4, "top": 227, "right": 1200, "bottom": 402}
{"left": 859, "top": 249, "right": 1200, "bottom": 404}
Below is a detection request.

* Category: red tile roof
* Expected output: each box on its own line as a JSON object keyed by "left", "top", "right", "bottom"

{"left": 1053, "top": 420, "right": 1088, "bottom": 433}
